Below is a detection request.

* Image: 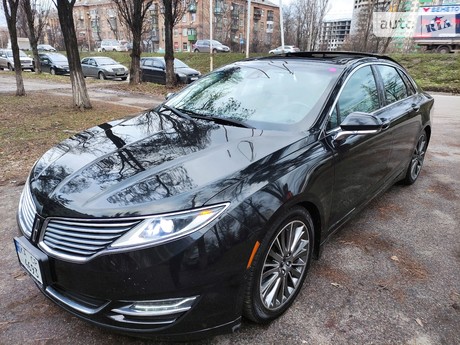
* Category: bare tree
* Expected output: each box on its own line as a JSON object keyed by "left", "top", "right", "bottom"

{"left": 53, "top": 0, "right": 91, "bottom": 109}
{"left": 2, "top": 0, "right": 25, "bottom": 96}
{"left": 112, "top": 0, "right": 153, "bottom": 85}
{"left": 162, "top": 0, "right": 191, "bottom": 88}
{"left": 22, "top": 0, "right": 51, "bottom": 74}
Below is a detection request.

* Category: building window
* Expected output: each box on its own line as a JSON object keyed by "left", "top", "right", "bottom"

{"left": 183, "top": 42, "right": 188, "bottom": 51}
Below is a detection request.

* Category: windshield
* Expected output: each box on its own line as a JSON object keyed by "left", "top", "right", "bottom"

{"left": 173, "top": 59, "right": 188, "bottom": 68}
{"left": 50, "top": 56, "right": 68, "bottom": 63}
{"left": 211, "top": 40, "right": 223, "bottom": 46}
{"left": 7, "top": 51, "right": 28, "bottom": 57}
{"left": 166, "top": 60, "right": 341, "bottom": 130}
{"left": 95, "top": 58, "right": 117, "bottom": 65}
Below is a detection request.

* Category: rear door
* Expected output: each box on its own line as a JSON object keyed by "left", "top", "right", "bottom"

{"left": 324, "top": 65, "right": 392, "bottom": 229}
{"left": 374, "top": 64, "right": 423, "bottom": 178}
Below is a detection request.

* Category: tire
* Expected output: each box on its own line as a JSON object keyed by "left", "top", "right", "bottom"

{"left": 402, "top": 130, "right": 428, "bottom": 185}
{"left": 213, "top": 48, "right": 217, "bottom": 53}
{"left": 98, "top": 72, "right": 106, "bottom": 80}
{"left": 102, "top": 48, "right": 106, "bottom": 52}
{"left": 243, "top": 206, "right": 314, "bottom": 323}
{"left": 194, "top": 49, "right": 199, "bottom": 53}
{"left": 121, "top": 77, "right": 127, "bottom": 81}
{"left": 50, "top": 68, "right": 56, "bottom": 75}
{"left": 437, "top": 45, "right": 450, "bottom": 54}
{"left": 8, "top": 63, "right": 13, "bottom": 71}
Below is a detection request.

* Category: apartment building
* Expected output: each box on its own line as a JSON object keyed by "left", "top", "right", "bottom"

{"left": 318, "top": 19, "right": 352, "bottom": 51}
{"left": 72, "top": 0, "right": 280, "bottom": 53}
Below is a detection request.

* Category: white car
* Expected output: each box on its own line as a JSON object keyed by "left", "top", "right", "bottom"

{"left": 97, "top": 39, "right": 128, "bottom": 52}
{"left": 269, "top": 45, "right": 300, "bottom": 54}
{"left": 0, "top": 49, "right": 34, "bottom": 71}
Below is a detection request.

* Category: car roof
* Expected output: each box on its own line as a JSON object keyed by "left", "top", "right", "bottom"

{"left": 255, "top": 51, "right": 400, "bottom": 67}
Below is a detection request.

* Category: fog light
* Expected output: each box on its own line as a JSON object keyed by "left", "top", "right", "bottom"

{"left": 112, "top": 296, "right": 198, "bottom": 317}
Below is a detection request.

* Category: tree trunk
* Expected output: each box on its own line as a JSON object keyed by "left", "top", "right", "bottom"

{"left": 23, "top": 0, "right": 41, "bottom": 74}
{"left": 164, "top": 0, "right": 175, "bottom": 88}
{"left": 55, "top": 0, "right": 91, "bottom": 110}
{"left": 3, "top": 0, "right": 25, "bottom": 96}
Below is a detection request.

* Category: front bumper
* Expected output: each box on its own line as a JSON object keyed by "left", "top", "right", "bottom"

{"left": 14, "top": 213, "right": 253, "bottom": 339}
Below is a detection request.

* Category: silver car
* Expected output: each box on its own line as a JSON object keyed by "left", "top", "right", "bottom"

{"left": 81, "top": 56, "right": 129, "bottom": 80}
{"left": 268, "top": 45, "right": 300, "bottom": 54}
{"left": 0, "top": 49, "right": 34, "bottom": 71}
{"left": 193, "top": 39, "right": 230, "bottom": 53}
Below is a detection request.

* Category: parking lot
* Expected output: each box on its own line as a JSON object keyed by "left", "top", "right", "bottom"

{"left": 0, "top": 91, "right": 459, "bottom": 345}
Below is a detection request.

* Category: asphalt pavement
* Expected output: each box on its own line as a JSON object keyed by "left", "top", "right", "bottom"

{"left": 0, "top": 75, "right": 459, "bottom": 344}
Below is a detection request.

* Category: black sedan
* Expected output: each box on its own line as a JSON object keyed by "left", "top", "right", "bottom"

{"left": 140, "top": 57, "right": 201, "bottom": 84}
{"left": 14, "top": 52, "right": 433, "bottom": 340}
{"left": 39, "top": 52, "right": 69, "bottom": 75}
{"left": 81, "top": 56, "right": 129, "bottom": 80}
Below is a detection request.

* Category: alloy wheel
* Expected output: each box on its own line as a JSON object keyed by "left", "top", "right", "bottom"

{"left": 410, "top": 133, "right": 427, "bottom": 181}
{"left": 259, "top": 220, "right": 310, "bottom": 311}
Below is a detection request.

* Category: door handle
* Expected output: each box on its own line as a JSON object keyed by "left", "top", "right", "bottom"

{"left": 411, "top": 103, "right": 420, "bottom": 112}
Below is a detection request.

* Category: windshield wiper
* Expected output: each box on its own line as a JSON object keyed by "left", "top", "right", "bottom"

{"left": 158, "top": 104, "right": 192, "bottom": 120}
{"left": 178, "top": 108, "right": 253, "bottom": 128}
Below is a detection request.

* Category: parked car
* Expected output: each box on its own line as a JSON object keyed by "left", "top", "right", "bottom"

{"left": 0, "top": 49, "right": 34, "bottom": 71}
{"left": 140, "top": 57, "right": 201, "bottom": 84}
{"left": 37, "top": 44, "right": 57, "bottom": 52}
{"left": 14, "top": 52, "right": 433, "bottom": 340}
{"left": 81, "top": 56, "right": 129, "bottom": 80}
{"left": 98, "top": 39, "right": 128, "bottom": 52}
{"left": 269, "top": 45, "right": 300, "bottom": 54}
{"left": 39, "top": 52, "right": 69, "bottom": 75}
{"left": 193, "top": 39, "right": 231, "bottom": 53}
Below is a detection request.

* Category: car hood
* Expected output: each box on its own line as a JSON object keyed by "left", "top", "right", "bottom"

{"left": 101, "top": 63, "right": 126, "bottom": 70}
{"left": 175, "top": 67, "right": 200, "bottom": 75}
{"left": 29, "top": 110, "right": 306, "bottom": 218}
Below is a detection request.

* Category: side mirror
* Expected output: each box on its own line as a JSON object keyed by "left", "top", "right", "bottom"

{"left": 334, "top": 112, "right": 387, "bottom": 142}
{"left": 165, "top": 92, "right": 175, "bottom": 100}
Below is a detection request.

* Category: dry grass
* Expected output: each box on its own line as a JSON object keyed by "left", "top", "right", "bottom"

{"left": 0, "top": 92, "right": 140, "bottom": 185}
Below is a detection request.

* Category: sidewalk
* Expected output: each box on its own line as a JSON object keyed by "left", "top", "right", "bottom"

{"left": 0, "top": 72, "right": 164, "bottom": 110}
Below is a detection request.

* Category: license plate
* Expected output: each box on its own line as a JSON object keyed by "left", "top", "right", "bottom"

{"left": 191, "top": 77, "right": 198, "bottom": 81}
{"left": 15, "top": 239, "right": 43, "bottom": 284}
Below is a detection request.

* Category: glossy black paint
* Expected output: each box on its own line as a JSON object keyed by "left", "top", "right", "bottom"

{"left": 16, "top": 53, "right": 433, "bottom": 339}
{"left": 39, "top": 52, "right": 70, "bottom": 75}
{"left": 140, "top": 57, "right": 200, "bottom": 85}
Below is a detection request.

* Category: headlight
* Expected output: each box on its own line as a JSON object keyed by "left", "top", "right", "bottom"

{"left": 105, "top": 68, "right": 114, "bottom": 72}
{"left": 110, "top": 204, "right": 229, "bottom": 249}
{"left": 177, "top": 72, "right": 187, "bottom": 78}
{"left": 56, "top": 65, "right": 63, "bottom": 69}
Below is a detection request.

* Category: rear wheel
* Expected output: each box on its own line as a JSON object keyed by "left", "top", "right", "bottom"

{"left": 194, "top": 48, "right": 199, "bottom": 53}
{"left": 213, "top": 48, "right": 217, "bottom": 53}
{"left": 437, "top": 45, "right": 451, "bottom": 54}
{"left": 402, "top": 130, "right": 428, "bottom": 185}
{"left": 243, "top": 206, "right": 314, "bottom": 323}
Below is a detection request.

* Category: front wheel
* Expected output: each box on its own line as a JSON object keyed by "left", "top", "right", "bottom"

{"left": 243, "top": 206, "right": 314, "bottom": 323}
{"left": 8, "top": 63, "right": 13, "bottom": 71}
{"left": 98, "top": 72, "right": 106, "bottom": 80}
{"left": 50, "top": 68, "right": 56, "bottom": 75}
{"left": 402, "top": 130, "right": 428, "bottom": 185}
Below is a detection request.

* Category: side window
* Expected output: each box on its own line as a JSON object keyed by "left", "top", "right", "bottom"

{"left": 377, "top": 65, "right": 408, "bottom": 104}
{"left": 329, "top": 66, "right": 379, "bottom": 129}
{"left": 398, "top": 70, "right": 416, "bottom": 96}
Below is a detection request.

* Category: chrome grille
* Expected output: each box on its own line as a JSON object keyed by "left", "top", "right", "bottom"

{"left": 18, "top": 182, "right": 36, "bottom": 238}
{"left": 41, "top": 218, "right": 141, "bottom": 262}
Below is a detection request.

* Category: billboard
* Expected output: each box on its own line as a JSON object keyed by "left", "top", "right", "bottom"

{"left": 415, "top": 5, "right": 460, "bottom": 38}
